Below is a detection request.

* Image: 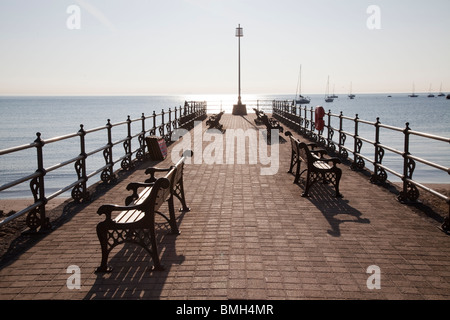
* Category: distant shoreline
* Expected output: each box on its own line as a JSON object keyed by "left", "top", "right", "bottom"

{"left": 0, "top": 92, "right": 448, "bottom": 98}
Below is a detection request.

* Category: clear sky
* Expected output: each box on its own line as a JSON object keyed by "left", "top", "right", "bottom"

{"left": 1, "top": 0, "right": 449, "bottom": 95}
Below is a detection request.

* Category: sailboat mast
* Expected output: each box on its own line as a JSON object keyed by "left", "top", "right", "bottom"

{"left": 299, "top": 65, "right": 302, "bottom": 97}
{"left": 295, "top": 64, "right": 301, "bottom": 99}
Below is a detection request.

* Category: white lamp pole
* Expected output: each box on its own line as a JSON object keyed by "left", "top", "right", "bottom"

{"left": 233, "top": 24, "right": 247, "bottom": 115}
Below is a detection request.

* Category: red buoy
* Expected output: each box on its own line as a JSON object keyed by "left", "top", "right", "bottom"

{"left": 315, "top": 106, "right": 325, "bottom": 131}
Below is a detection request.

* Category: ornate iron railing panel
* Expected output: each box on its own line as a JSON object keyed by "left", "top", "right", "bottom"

{"left": 0, "top": 101, "right": 206, "bottom": 232}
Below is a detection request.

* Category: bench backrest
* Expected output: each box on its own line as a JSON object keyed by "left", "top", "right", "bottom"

{"left": 127, "top": 174, "right": 172, "bottom": 219}
{"left": 253, "top": 108, "right": 263, "bottom": 119}
{"left": 261, "top": 114, "right": 270, "bottom": 126}
{"left": 289, "top": 135, "right": 313, "bottom": 167}
{"left": 297, "top": 142, "right": 319, "bottom": 168}
{"left": 215, "top": 111, "right": 224, "bottom": 122}
{"left": 152, "top": 176, "right": 172, "bottom": 211}
{"left": 286, "top": 131, "right": 319, "bottom": 164}
{"left": 169, "top": 156, "right": 186, "bottom": 194}
{"left": 288, "top": 135, "right": 301, "bottom": 158}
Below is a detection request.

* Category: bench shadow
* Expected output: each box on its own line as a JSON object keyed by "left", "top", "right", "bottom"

{"left": 298, "top": 181, "right": 370, "bottom": 237}
{"left": 84, "top": 207, "right": 187, "bottom": 300}
{"left": 240, "top": 115, "right": 261, "bottom": 130}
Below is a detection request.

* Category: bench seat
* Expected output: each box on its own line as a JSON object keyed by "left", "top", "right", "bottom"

{"left": 285, "top": 131, "right": 343, "bottom": 198}
{"left": 95, "top": 155, "right": 190, "bottom": 273}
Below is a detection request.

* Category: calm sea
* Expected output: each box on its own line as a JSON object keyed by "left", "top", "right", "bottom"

{"left": 0, "top": 94, "right": 449, "bottom": 199}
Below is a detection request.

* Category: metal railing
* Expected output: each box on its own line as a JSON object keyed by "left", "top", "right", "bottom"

{"left": 272, "top": 100, "right": 450, "bottom": 232}
{"left": 0, "top": 101, "right": 207, "bottom": 232}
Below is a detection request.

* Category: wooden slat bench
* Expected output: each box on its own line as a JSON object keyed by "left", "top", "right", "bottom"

{"left": 95, "top": 155, "right": 190, "bottom": 273}
{"left": 260, "top": 113, "right": 283, "bottom": 142}
{"left": 285, "top": 131, "right": 342, "bottom": 198}
{"left": 253, "top": 108, "right": 264, "bottom": 125}
{"left": 285, "top": 131, "right": 325, "bottom": 181}
{"left": 206, "top": 111, "right": 226, "bottom": 133}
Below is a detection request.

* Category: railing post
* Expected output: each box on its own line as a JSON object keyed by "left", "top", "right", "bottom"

{"left": 27, "top": 132, "right": 50, "bottom": 232}
{"left": 338, "top": 112, "right": 345, "bottom": 159}
{"left": 166, "top": 108, "right": 172, "bottom": 144}
{"left": 150, "top": 110, "right": 156, "bottom": 135}
{"left": 159, "top": 109, "right": 165, "bottom": 138}
{"left": 398, "top": 122, "right": 419, "bottom": 202}
{"left": 309, "top": 106, "right": 315, "bottom": 140}
{"left": 303, "top": 106, "right": 308, "bottom": 135}
{"left": 174, "top": 106, "right": 179, "bottom": 129}
{"left": 101, "top": 119, "right": 115, "bottom": 183}
{"left": 72, "top": 125, "right": 90, "bottom": 202}
{"left": 371, "top": 117, "right": 387, "bottom": 184}
{"left": 353, "top": 114, "right": 359, "bottom": 166}
{"left": 294, "top": 104, "right": 300, "bottom": 133}
{"left": 351, "top": 114, "right": 365, "bottom": 170}
{"left": 136, "top": 113, "right": 146, "bottom": 161}
{"left": 121, "top": 115, "right": 133, "bottom": 170}
{"left": 326, "top": 110, "right": 335, "bottom": 152}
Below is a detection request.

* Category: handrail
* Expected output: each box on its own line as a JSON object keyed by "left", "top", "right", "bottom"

{"left": 409, "top": 130, "right": 450, "bottom": 143}
{"left": 272, "top": 100, "right": 450, "bottom": 233}
{"left": 0, "top": 101, "right": 207, "bottom": 232}
{"left": 44, "top": 132, "right": 80, "bottom": 144}
{"left": 0, "top": 142, "right": 38, "bottom": 156}
{"left": 0, "top": 172, "right": 41, "bottom": 192}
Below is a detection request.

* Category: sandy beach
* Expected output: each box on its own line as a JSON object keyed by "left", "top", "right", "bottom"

{"left": 0, "top": 196, "right": 72, "bottom": 257}
{"left": 0, "top": 197, "right": 70, "bottom": 214}
{"left": 392, "top": 183, "right": 449, "bottom": 215}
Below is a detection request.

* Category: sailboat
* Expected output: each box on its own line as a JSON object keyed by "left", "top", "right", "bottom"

{"left": 325, "top": 76, "right": 334, "bottom": 103}
{"left": 348, "top": 82, "right": 355, "bottom": 99}
{"left": 438, "top": 83, "right": 445, "bottom": 97}
{"left": 427, "top": 84, "right": 435, "bottom": 98}
{"left": 409, "top": 83, "right": 418, "bottom": 97}
{"left": 295, "top": 65, "right": 310, "bottom": 104}
{"left": 330, "top": 84, "right": 338, "bottom": 98}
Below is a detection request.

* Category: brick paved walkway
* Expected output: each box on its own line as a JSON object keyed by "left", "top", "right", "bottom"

{"left": 0, "top": 114, "right": 449, "bottom": 300}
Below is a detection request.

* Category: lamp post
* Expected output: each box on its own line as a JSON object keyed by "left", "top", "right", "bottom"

{"left": 232, "top": 24, "right": 247, "bottom": 115}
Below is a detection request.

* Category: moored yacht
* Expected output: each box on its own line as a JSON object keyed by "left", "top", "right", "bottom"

{"left": 325, "top": 76, "right": 334, "bottom": 103}
{"left": 409, "top": 83, "right": 418, "bottom": 97}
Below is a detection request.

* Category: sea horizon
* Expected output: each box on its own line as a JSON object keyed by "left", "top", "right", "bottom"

{"left": 0, "top": 91, "right": 447, "bottom": 97}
